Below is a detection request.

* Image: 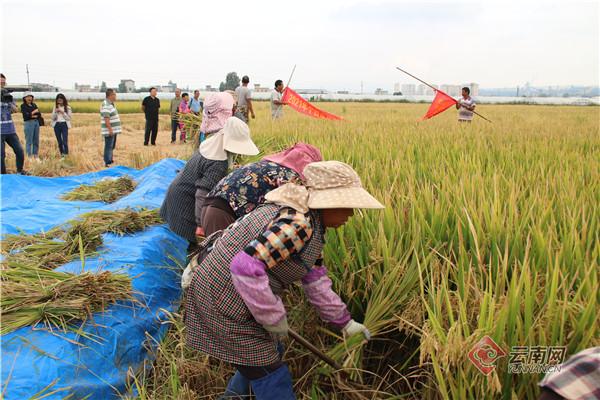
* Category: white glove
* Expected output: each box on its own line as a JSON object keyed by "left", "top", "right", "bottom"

{"left": 181, "top": 263, "right": 195, "bottom": 290}
{"left": 342, "top": 320, "right": 371, "bottom": 341}
{"left": 263, "top": 316, "right": 289, "bottom": 340}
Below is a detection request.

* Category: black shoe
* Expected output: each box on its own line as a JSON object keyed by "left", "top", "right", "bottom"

{"left": 170, "top": 140, "right": 175, "bottom": 144}
{"left": 151, "top": 143, "right": 156, "bottom": 146}
{"left": 144, "top": 143, "right": 149, "bottom": 146}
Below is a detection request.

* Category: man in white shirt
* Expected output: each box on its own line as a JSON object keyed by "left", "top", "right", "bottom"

{"left": 456, "top": 87, "right": 476, "bottom": 122}
{"left": 271, "top": 79, "right": 287, "bottom": 119}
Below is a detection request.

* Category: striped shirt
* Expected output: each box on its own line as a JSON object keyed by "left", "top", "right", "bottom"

{"left": 100, "top": 99, "right": 121, "bottom": 136}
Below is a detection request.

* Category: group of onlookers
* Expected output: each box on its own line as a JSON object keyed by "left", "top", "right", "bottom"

{"left": 2, "top": 71, "right": 291, "bottom": 174}
{"left": 1, "top": 73, "right": 72, "bottom": 175}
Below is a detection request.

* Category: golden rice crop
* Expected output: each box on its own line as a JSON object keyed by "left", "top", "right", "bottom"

{"left": 62, "top": 175, "right": 136, "bottom": 203}
{"left": 4, "top": 102, "right": 599, "bottom": 399}
{"left": 0, "top": 266, "right": 132, "bottom": 335}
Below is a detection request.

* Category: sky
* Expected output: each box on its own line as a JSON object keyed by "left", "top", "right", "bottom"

{"left": 1, "top": 0, "right": 598, "bottom": 92}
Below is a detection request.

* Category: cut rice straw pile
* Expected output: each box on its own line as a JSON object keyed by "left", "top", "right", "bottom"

{"left": 61, "top": 175, "right": 136, "bottom": 203}
{"left": 1, "top": 266, "right": 132, "bottom": 335}
{"left": 1, "top": 208, "right": 161, "bottom": 270}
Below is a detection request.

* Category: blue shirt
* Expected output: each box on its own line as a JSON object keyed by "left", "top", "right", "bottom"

{"left": 189, "top": 97, "right": 203, "bottom": 113}
{"left": 1, "top": 102, "right": 17, "bottom": 135}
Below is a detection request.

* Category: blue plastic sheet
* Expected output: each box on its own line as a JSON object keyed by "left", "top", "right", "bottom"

{"left": 1, "top": 159, "right": 188, "bottom": 399}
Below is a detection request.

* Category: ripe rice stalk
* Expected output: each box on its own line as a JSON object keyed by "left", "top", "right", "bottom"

{"left": 0, "top": 266, "right": 133, "bottom": 335}
{"left": 1, "top": 209, "right": 161, "bottom": 270}
{"left": 61, "top": 176, "right": 136, "bottom": 203}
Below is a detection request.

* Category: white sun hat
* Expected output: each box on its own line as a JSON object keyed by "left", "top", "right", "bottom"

{"left": 199, "top": 116, "right": 259, "bottom": 161}
{"left": 265, "top": 161, "right": 384, "bottom": 211}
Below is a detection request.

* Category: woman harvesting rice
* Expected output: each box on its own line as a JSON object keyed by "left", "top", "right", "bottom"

{"left": 198, "top": 142, "right": 323, "bottom": 237}
{"left": 184, "top": 161, "right": 384, "bottom": 399}
{"left": 160, "top": 92, "right": 259, "bottom": 252}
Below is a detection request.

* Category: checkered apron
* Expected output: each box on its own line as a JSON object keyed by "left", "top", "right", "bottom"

{"left": 185, "top": 204, "right": 323, "bottom": 366}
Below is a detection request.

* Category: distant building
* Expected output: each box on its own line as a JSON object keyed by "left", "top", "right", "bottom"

{"left": 120, "top": 79, "right": 135, "bottom": 93}
{"left": 401, "top": 84, "right": 416, "bottom": 95}
{"left": 253, "top": 84, "right": 270, "bottom": 93}
{"left": 394, "top": 83, "right": 401, "bottom": 93}
{"left": 374, "top": 88, "right": 389, "bottom": 95}
{"left": 468, "top": 82, "right": 479, "bottom": 96}
{"left": 336, "top": 90, "right": 349, "bottom": 94}
{"left": 440, "top": 84, "right": 461, "bottom": 96}
{"left": 157, "top": 80, "right": 177, "bottom": 93}
{"left": 74, "top": 83, "right": 99, "bottom": 92}
{"left": 31, "top": 83, "right": 58, "bottom": 92}
{"left": 297, "top": 89, "right": 328, "bottom": 95}
{"left": 204, "top": 85, "right": 218, "bottom": 92}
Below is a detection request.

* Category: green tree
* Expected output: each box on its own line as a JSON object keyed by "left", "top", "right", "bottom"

{"left": 219, "top": 72, "right": 240, "bottom": 91}
{"left": 100, "top": 81, "right": 107, "bottom": 92}
{"left": 117, "top": 82, "right": 126, "bottom": 93}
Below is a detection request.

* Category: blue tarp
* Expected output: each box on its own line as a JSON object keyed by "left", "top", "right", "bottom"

{"left": 1, "top": 159, "right": 188, "bottom": 399}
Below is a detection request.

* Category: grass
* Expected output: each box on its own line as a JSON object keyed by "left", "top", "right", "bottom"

{"left": 62, "top": 175, "right": 137, "bottom": 203}
{"left": 2, "top": 102, "right": 599, "bottom": 399}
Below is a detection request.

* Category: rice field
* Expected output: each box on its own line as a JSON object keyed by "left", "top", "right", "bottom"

{"left": 3, "top": 101, "right": 599, "bottom": 399}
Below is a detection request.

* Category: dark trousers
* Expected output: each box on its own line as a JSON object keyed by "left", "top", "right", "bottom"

{"left": 1, "top": 134, "right": 25, "bottom": 174}
{"left": 200, "top": 205, "right": 236, "bottom": 236}
{"left": 112, "top": 133, "right": 117, "bottom": 149}
{"left": 171, "top": 119, "right": 180, "bottom": 142}
{"left": 103, "top": 135, "right": 115, "bottom": 165}
{"left": 144, "top": 118, "right": 159, "bottom": 145}
{"left": 53, "top": 122, "right": 69, "bottom": 155}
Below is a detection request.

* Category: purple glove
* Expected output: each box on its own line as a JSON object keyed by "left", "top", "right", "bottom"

{"left": 302, "top": 266, "right": 351, "bottom": 329}
{"left": 230, "top": 252, "right": 287, "bottom": 327}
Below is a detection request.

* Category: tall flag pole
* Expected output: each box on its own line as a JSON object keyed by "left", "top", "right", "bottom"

{"left": 396, "top": 66, "right": 492, "bottom": 123}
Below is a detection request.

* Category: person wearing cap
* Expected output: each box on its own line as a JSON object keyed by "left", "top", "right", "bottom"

{"left": 160, "top": 99, "right": 259, "bottom": 253}
{"left": 197, "top": 143, "right": 323, "bottom": 237}
{"left": 21, "top": 92, "right": 41, "bottom": 159}
{"left": 184, "top": 160, "right": 384, "bottom": 399}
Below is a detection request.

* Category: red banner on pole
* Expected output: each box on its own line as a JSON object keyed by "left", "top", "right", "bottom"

{"left": 282, "top": 87, "right": 343, "bottom": 120}
{"left": 422, "top": 90, "right": 457, "bottom": 120}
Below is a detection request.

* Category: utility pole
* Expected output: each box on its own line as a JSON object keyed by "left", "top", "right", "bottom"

{"left": 26, "top": 64, "right": 30, "bottom": 87}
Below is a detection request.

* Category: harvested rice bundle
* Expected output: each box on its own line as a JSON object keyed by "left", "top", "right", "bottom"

{"left": 75, "top": 208, "right": 162, "bottom": 236}
{"left": 1, "top": 209, "right": 161, "bottom": 270}
{"left": 0, "top": 267, "right": 133, "bottom": 335}
{"left": 3, "top": 224, "right": 102, "bottom": 270}
{"left": 61, "top": 176, "right": 136, "bottom": 203}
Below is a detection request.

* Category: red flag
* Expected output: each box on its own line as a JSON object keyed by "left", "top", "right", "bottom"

{"left": 282, "top": 87, "right": 343, "bottom": 120}
{"left": 421, "top": 90, "right": 457, "bottom": 120}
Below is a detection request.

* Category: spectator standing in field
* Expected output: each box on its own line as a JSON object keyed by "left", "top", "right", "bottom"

{"left": 235, "top": 75, "right": 254, "bottom": 123}
{"left": 142, "top": 87, "right": 160, "bottom": 146}
{"left": 21, "top": 92, "right": 41, "bottom": 159}
{"left": 50, "top": 93, "right": 72, "bottom": 157}
{"left": 271, "top": 79, "right": 287, "bottom": 119}
{"left": 178, "top": 92, "right": 191, "bottom": 143}
{"left": 100, "top": 89, "right": 121, "bottom": 167}
{"left": 456, "top": 87, "right": 476, "bottom": 122}
{"left": 1, "top": 73, "right": 26, "bottom": 174}
{"left": 170, "top": 88, "right": 182, "bottom": 143}
{"left": 190, "top": 90, "right": 203, "bottom": 115}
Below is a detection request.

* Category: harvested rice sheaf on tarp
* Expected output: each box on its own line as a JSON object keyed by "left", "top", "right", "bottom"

{"left": 0, "top": 159, "right": 188, "bottom": 400}
{"left": 1, "top": 208, "right": 162, "bottom": 270}
{"left": 0, "top": 267, "right": 133, "bottom": 335}
{"left": 61, "top": 175, "right": 137, "bottom": 203}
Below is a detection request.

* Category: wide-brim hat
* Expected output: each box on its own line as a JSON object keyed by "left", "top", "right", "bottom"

{"left": 222, "top": 117, "right": 259, "bottom": 156}
{"left": 265, "top": 161, "right": 384, "bottom": 211}
{"left": 22, "top": 92, "right": 34, "bottom": 100}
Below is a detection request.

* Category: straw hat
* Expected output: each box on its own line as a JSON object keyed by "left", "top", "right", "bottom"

{"left": 265, "top": 161, "right": 384, "bottom": 212}
{"left": 199, "top": 116, "right": 259, "bottom": 161}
